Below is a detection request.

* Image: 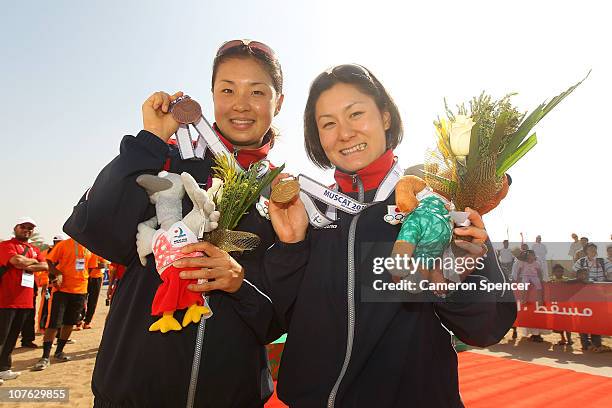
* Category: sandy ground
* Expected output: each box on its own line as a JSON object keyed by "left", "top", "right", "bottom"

{"left": 2, "top": 288, "right": 110, "bottom": 407}
{"left": 2, "top": 288, "right": 610, "bottom": 407}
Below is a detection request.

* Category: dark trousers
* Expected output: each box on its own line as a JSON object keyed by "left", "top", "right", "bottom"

{"left": 85, "top": 277, "right": 103, "bottom": 324}
{"left": 20, "top": 308, "right": 35, "bottom": 343}
{"left": 0, "top": 308, "right": 28, "bottom": 371}
{"left": 579, "top": 333, "right": 602, "bottom": 349}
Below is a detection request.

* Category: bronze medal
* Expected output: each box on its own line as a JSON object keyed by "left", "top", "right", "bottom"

{"left": 271, "top": 179, "right": 300, "bottom": 204}
{"left": 171, "top": 97, "right": 202, "bottom": 124}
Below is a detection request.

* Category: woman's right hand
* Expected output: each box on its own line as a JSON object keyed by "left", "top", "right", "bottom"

{"left": 268, "top": 174, "right": 309, "bottom": 243}
{"left": 142, "top": 91, "right": 184, "bottom": 142}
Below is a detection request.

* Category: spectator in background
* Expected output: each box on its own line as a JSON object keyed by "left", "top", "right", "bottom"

{"left": 512, "top": 250, "right": 546, "bottom": 342}
{"left": 36, "top": 235, "right": 65, "bottom": 333}
{"left": 106, "top": 262, "right": 126, "bottom": 306}
{"left": 0, "top": 217, "right": 48, "bottom": 383}
{"left": 574, "top": 243, "right": 606, "bottom": 282}
{"left": 572, "top": 247, "right": 611, "bottom": 353}
{"left": 573, "top": 236, "right": 589, "bottom": 262}
{"left": 550, "top": 264, "right": 572, "bottom": 346}
{"left": 604, "top": 245, "right": 612, "bottom": 281}
{"left": 550, "top": 264, "right": 569, "bottom": 282}
{"left": 568, "top": 233, "right": 582, "bottom": 260}
{"left": 33, "top": 237, "right": 98, "bottom": 371}
{"left": 568, "top": 268, "right": 589, "bottom": 284}
{"left": 513, "top": 250, "right": 543, "bottom": 301}
{"left": 497, "top": 240, "right": 515, "bottom": 280}
{"left": 82, "top": 255, "right": 106, "bottom": 329}
{"left": 532, "top": 235, "right": 548, "bottom": 281}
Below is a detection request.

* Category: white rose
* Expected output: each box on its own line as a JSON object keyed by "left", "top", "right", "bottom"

{"left": 449, "top": 115, "right": 475, "bottom": 159}
{"left": 206, "top": 178, "right": 224, "bottom": 202}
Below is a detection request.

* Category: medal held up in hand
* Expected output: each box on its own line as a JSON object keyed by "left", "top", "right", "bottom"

{"left": 270, "top": 178, "right": 300, "bottom": 204}
{"left": 169, "top": 95, "right": 229, "bottom": 161}
{"left": 171, "top": 96, "right": 202, "bottom": 125}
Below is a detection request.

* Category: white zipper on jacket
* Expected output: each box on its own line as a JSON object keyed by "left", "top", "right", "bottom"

{"left": 186, "top": 295, "right": 209, "bottom": 408}
{"left": 327, "top": 177, "right": 364, "bottom": 408}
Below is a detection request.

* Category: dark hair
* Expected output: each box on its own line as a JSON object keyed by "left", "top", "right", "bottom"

{"left": 211, "top": 43, "right": 283, "bottom": 146}
{"left": 552, "top": 264, "right": 564, "bottom": 271}
{"left": 303, "top": 64, "right": 403, "bottom": 169}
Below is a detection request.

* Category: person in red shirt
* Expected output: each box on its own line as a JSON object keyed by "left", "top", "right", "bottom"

{"left": 105, "top": 262, "right": 125, "bottom": 306}
{"left": 0, "top": 217, "right": 48, "bottom": 383}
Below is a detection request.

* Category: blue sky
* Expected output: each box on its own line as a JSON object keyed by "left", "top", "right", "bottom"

{"left": 1, "top": 0, "right": 610, "bottom": 257}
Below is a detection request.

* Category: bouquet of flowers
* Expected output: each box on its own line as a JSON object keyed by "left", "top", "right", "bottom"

{"left": 203, "top": 154, "right": 284, "bottom": 252}
{"left": 424, "top": 72, "right": 589, "bottom": 213}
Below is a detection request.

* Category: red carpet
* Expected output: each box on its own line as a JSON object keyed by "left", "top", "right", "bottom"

{"left": 265, "top": 351, "right": 612, "bottom": 407}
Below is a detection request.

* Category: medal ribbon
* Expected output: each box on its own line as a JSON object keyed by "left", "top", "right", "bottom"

{"left": 298, "top": 159, "right": 403, "bottom": 227}
{"left": 174, "top": 115, "right": 270, "bottom": 178}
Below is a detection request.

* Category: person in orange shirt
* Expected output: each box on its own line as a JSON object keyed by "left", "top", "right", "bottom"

{"left": 35, "top": 235, "right": 65, "bottom": 333}
{"left": 32, "top": 237, "right": 97, "bottom": 371}
{"left": 81, "top": 254, "right": 106, "bottom": 329}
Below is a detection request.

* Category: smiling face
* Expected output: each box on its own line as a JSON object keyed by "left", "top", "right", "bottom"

{"left": 213, "top": 57, "right": 283, "bottom": 148}
{"left": 315, "top": 83, "right": 390, "bottom": 173}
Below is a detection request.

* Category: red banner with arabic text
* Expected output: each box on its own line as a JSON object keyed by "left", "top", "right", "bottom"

{"left": 514, "top": 282, "right": 612, "bottom": 335}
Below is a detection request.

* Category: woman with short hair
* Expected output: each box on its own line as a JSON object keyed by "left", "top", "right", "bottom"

{"left": 264, "top": 64, "right": 516, "bottom": 407}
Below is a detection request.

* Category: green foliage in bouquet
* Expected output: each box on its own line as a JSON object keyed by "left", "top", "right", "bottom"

{"left": 427, "top": 71, "right": 589, "bottom": 211}
{"left": 211, "top": 155, "right": 284, "bottom": 230}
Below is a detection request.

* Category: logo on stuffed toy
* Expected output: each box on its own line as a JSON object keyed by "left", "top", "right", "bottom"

{"left": 384, "top": 205, "right": 406, "bottom": 225}
{"left": 171, "top": 226, "right": 189, "bottom": 245}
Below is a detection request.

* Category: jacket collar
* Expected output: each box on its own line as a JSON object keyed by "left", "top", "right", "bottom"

{"left": 334, "top": 149, "right": 396, "bottom": 193}
{"left": 213, "top": 124, "right": 271, "bottom": 169}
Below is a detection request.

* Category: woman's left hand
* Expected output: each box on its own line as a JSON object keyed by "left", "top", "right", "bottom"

{"left": 452, "top": 207, "right": 489, "bottom": 278}
{"left": 174, "top": 242, "right": 244, "bottom": 293}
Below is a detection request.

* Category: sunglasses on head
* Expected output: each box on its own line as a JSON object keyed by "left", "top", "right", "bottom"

{"left": 324, "top": 63, "right": 372, "bottom": 80}
{"left": 216, "top": 39, "right": 276, "bottom": 59}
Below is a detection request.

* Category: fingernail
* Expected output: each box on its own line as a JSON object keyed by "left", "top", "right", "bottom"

{"left": 179, "top": 272, "right": 186, "bottom": 279}
{"left": 174, "top": 261, "right": 183, "bottom": 267}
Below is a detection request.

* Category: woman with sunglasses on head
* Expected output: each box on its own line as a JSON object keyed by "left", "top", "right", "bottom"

{"left": 64, "top": 40, "right": 284, "bottom": 407}
{"left": 264, "top": 64, "right": 517, "bottom": 407}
